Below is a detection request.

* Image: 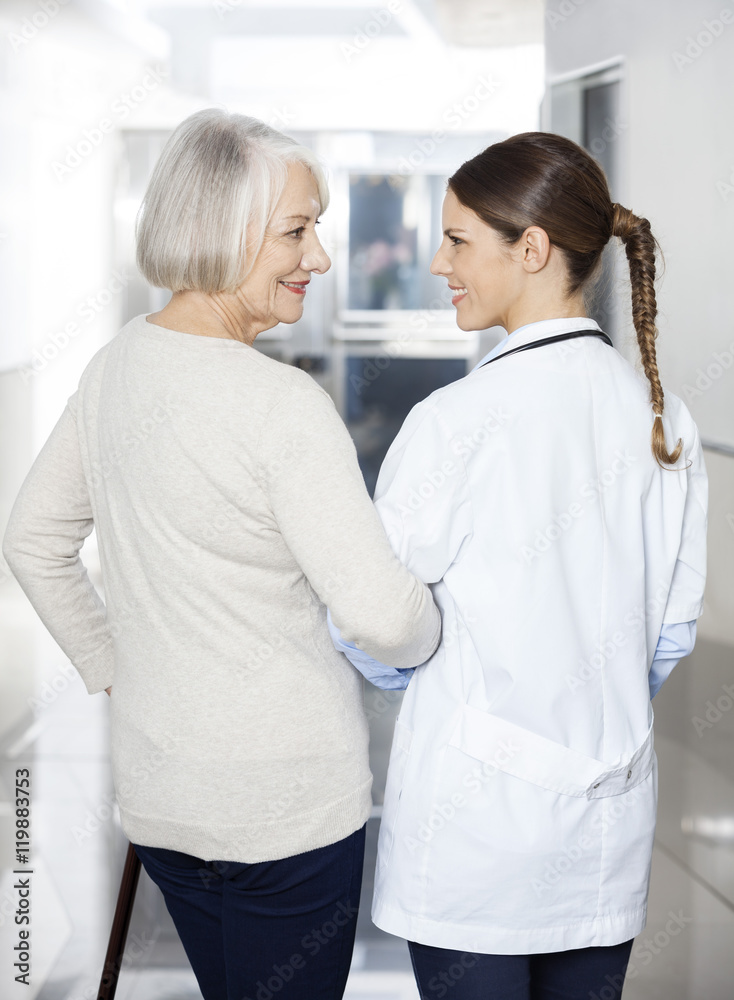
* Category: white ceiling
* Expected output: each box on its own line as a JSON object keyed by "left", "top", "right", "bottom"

{"left": 435, "top": 0, "right": 544, "bottom": 47}
{"left": 133, "top": 0, "right": 544, "bottom": 48}
{"left": 74, "top": 0, "right": 546, "bottom": 132}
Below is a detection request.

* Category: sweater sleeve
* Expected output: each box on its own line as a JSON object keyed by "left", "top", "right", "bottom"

{"left": 2, "top": 392, "right": 114, "bottom": 694}
{"left": 257, "top": 381, "right": 441, "bottom": 670}
{"left": 327, "top": 608, "right": 415, "bottom": 690}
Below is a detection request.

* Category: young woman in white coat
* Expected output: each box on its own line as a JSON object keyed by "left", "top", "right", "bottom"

{"left": 331, "top": 131, "right": 708, "bottom": 999}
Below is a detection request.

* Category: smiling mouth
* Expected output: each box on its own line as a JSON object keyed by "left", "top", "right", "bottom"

{"left": 449, "top": 285, "right": 467, "bottom": 304}
{"left": 280, "top": 280, "right": 310, "bottom": 296}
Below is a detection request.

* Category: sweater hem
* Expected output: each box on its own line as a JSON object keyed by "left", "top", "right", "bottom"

{"left": 119, "top": 777, "right": 373, "bottom": 863}
{"left": 371, "top": 895, "right": 647, "bottom": 954}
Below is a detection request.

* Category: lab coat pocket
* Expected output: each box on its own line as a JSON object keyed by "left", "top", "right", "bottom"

{"left": 448, "top": 704, "right": 655, "bottom": 799}
{"left": 376, "top": 718, "right": 413, "bottom": 873}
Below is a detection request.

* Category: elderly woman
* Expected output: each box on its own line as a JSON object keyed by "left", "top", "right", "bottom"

{"left": 2, "top": 109, "right": 440, "bottom": 999}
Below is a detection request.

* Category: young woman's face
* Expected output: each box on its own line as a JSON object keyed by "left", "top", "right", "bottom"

{"left": 430, "top": 188, "right": 522, "bottom": 332}
{"left": 237, "top": 162, "right": 331, "bottom": 330}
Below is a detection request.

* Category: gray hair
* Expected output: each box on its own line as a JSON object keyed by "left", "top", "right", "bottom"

{"left": 135, "top": 108, "right": 330, "bottom": 293}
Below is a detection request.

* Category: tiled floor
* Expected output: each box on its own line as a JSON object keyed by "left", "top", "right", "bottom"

{"left": 0, "top": 576, "right": 732, "bottom": 999}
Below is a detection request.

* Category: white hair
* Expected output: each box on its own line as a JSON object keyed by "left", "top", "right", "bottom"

{"left": 136, "top": 108, "right": 330, "bottom": 293}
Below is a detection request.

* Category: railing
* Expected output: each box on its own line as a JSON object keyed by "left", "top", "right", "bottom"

{"left": 701, "top": 439, "right": 734, "bottom": 458}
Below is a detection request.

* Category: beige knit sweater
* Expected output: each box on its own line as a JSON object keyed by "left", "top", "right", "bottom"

{"left": 3, "top": 314, "right": 440, "bottom": 862}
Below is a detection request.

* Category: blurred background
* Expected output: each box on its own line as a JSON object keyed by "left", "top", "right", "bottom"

{"left": 0, "top": 0, "right": 732, "bottom": 997}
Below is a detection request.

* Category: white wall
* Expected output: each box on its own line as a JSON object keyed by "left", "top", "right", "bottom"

{"left": 0, "top": 2, "right": 168, "bottom": 446}
{"left": 0, "top": 0, "right": 170, "bottom": 739}
{"left": 544, "top": 0, "right": 734, "bottom": 645}
{"left": 545, "top": 0, "right": 734, "bottom": 444}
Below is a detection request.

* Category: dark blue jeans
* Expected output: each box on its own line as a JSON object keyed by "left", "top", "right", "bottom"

{"left": 133, "top": 823, "right": 365, "bottom": 1000}
{"left": 408, "top": 938, "right": 634, "bottom": 1000}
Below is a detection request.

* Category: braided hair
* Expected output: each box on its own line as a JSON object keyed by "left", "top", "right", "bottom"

{"left": 449, "top": 132, "right": 682, "bottom": 467}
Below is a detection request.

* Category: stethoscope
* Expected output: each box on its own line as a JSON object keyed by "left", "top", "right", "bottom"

{"left": 478, "top": 329, "right": 613, "bottom": 369}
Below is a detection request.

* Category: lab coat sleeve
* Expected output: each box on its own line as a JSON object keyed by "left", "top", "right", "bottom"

{"left": 661, "top": 425, "right": 708, "bottom": 624}
{"left": 649, "top": 620, "right": 697, "bottom": 698}
{"left": 2, "top": 392, "right": 115, "bottom": 694}
{"left": 258, "top": 382, "right": 440, "bottom": 670}
{"left": 373, "top": 396, "right": 473, "bottom": 584}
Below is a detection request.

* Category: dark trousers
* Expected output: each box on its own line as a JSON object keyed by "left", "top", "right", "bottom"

{"left": 133, "top": 823, "right": 366, "bottom": 1000}
{"left": 408, "top": 938, "right": 634, "bottom": 1000}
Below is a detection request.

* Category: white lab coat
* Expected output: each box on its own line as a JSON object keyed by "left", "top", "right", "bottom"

{"left": 370, "top": 317, "right": 708, "bottom": 954}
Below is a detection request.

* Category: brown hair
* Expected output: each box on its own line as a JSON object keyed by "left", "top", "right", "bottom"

{"left": 448, "top": 131, "right": 682, "bottom": 467}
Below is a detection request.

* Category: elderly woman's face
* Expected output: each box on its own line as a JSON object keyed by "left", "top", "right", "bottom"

{"left": 238, "top": 162, "right": 330, "bottom": 329}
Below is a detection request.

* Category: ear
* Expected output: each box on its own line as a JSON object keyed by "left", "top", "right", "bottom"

{"left": 519, "top": 226, "right": 551, "bottom": 273}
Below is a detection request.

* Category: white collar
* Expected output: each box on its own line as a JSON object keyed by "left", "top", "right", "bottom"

{"left": 471, "top": 317, "right": 602, "bottom": 373}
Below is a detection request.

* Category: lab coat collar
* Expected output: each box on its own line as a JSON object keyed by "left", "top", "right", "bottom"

{"left": 471, "top": 316, "right": 602, "bottom": 373}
